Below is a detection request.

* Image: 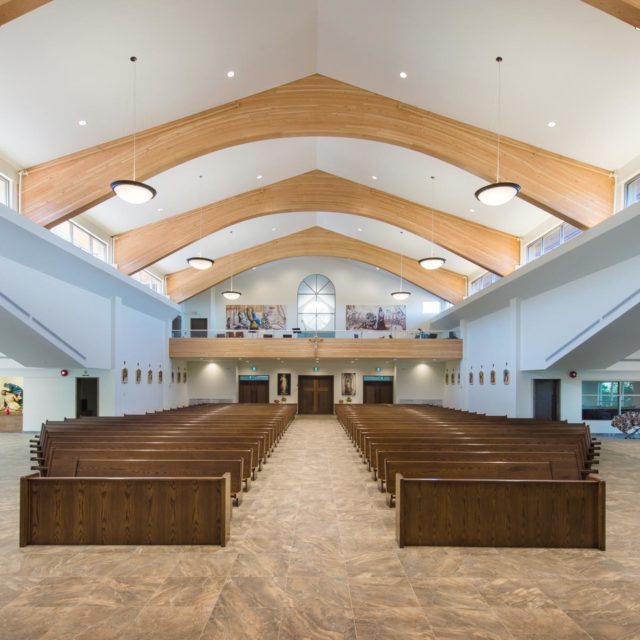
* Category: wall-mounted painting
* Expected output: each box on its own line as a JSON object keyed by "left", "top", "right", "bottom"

{"left": 342, "top": 372, "right": 356, "bottom": 396}
{"left": 469, "top": 370, "right": 474, "bottom": 385}
{"left": 490, "top": 367, "right": 496, "bottom": 385}
{"left": 0, "top": 379, "right": 23, "bottom": 415}
{"left": 479, "top": 369, "right": 485, "bottom": 385}
{"left": 278, "top": 373, "right": 291, "bottom": 396}
{"left": 147, "top": 368, "right": 153, "bottom": 384}
{"left": 226, "top": 305, "right": 286, "bottom": 330}
{"left": 445, "top": 371, "right": 449, "bottom": 385}
{"left": 457, "top": 371, "right": 461, "bottom": 385}
{"left": 121, "top": 367, "right": 128, "bottom": 384}
{"left": 503, "top": 365, "right": 511, "bottom": 385}
{"left": 171, "top": 370, "right": 175, "bottom": 384}
{"left": 135, "top": 368, "right": 142, "bottom": 384}
{"left": 158, "top": 369, "right": 163, "bottom": 384}
{"left": 183, "top": 371, "right": 188, "bottom": 384}
{"left": 177, "top": 371, "right": 181, "bottom": 384}
{"left": 345, "top": 305, "right": 406, "bottom": 331}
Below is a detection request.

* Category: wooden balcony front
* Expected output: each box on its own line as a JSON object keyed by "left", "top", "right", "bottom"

{"left": 169, "top": 337, "right": 463, "bottom": 360}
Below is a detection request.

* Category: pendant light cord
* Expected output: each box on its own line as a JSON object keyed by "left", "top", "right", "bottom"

{"left": 198, "top": 175, "right": 204, "bottom": 257}
{"left": 496, "top": 56, "right": 502, "bottom": 183}
{"left": 131, "top": 56, "right": 138, "bottom": 181}
{"left": 399, "top": 231, "right": 404, "bottom": 289}
{"left": 430, "top": 176, "right": 435, "bottom": 258}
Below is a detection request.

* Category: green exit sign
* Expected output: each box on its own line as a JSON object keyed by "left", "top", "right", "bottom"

{"left": 375, "top": 367, "right": 382, "bottom": 372}
{"left": 313, "top": 366, "right": 320, "bottom": 372}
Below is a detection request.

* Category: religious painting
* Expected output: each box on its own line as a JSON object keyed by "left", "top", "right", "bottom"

{"left": 226, "top": 305, "right": 287, "bottom": 330}
{"left": 177, "top": 371, "right": 181, "bottom": 384}
{"left": 121, "top": 367, "right": 128, "bottom": 384}
{"left": 342, "top": 372, "right": 356, "bottom": 396}
{"left": 479, "top": 369, "right": 485, "bottom": 385}
{"left": 345, "top": 305, "right": 406, "bottom": 331}
{"left": 457, "top": 371, "right": 461, "bottom": 385}
{"left": 135, "top": 368, "right": 142, "bottom": 384}
{"left": 278, "top": 373, "right": 291, "bottom": 396}
{"left": 469, "top": 370, "right": 474, "bottom": 385}
{"left": 147, "top": 368, "right": 153, "bottom": 384}
{"left": 158, "top": 370, "right": 163, "bottom": 384}
{"left": 0, "top": 379, "right": 23, "bottom": 416}
{"left": 183, "top": 370, "right": 188, "bottom": 384}
{"left": 445, "top": 371, "right": 449, "bottom": 385}
{"left": 171, "top": 370, "right": 175, "bottom": 384}
{"left": 503, "top": 367, "right": 511, "bottom": 385}
{"left": 490, "top": 368, "right": 497, "bottom": 385}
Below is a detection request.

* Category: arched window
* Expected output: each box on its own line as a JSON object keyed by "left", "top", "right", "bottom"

{"left": 297, "top": 274, "right": 336, "bottom": 332}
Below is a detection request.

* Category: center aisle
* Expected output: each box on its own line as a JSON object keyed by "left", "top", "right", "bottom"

{"left": 205, "top": 414, "right": 434, "bottom": 639}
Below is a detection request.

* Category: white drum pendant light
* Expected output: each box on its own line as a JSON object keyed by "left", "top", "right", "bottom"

{"left": 187, "top": 175, "right": 214, "bottom": 270}
{"left": 474, "top": 57, "right": 520, "bottom": 206}
{"left": 391, "top": 231, "right": 411, "bottom": 300}
{"left": 111, "top": 56, "right": 157, "bottom": 204}
{"left": 222, "top": 273, "right": 242, "bottom": 300}
{"left": 419, "top": 175, "right": 446, "bottom": 270}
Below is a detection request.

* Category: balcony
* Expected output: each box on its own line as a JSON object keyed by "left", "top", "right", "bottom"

{"left": 169, "top": 330, "right": 463, "bottom": 360}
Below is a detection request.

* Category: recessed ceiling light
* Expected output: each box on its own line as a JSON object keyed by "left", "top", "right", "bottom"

{"left": 357, "top": 227, "right": 363, "bottom": 232}
{"left": 78, "top": 120, "right": 87, "bottom": 126}
{"left": 271, "top": 227, "right": 276, "bottom": 231}
{"left": 226, "top": 70, "right": 235, "bottom": 78}
{"left": 399, "top": 71, "right": 408, "bottom": 79}
{"left": 256, "top": 175, "right": 263, "bottom": 180}
{"left": 469, "top": 208, "right": 475, "bottom": 213}
{"left": 157, "top": 207, "right": 164, "bottom": 212}
{"left": 252, "top": 267, "right": 257, "bottom": 270}
{"left": 375, "top": 267, "right": 380, "bottom": 270}
{"left": 547, "top": 121, "right": 556, "bottom": 128}
{"left": 371, "top": 175, "right": 378, "bottom": 180}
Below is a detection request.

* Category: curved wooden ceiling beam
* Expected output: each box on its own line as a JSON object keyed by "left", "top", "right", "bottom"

{"left": 115, "top": 170, "right": 519, "bottom": 277}
{"left": 579, "top": 1, "right": 640, "bottom": 27}
{"left": 0, "top": 0, "right": 52, "bottom": 26}
{"left": 22, "top": 75, "right": 613, "bottom": 230}
{"left": 165, "top": 226, "right": 466, "bottom": 305}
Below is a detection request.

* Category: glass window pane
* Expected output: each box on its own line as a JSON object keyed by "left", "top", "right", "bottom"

{"left": 0, "top": 175, "right": 9, "bottom": 206}
{"left": 315, "top": 313, "right": 334, "bottom": 331}
{"left": 625, "top": 174, "right": 640, "bottom": 208}
{"left": 52, "top": 221, "right": 71, "bottom": 241}
{"left": 622, "top": 381, "right": 640, "bottom": 394}
{"left": 542, "top": 227, "right": 562, "bottom": 253}
{"left": 91, "top": 238, "right": 106, "bottom": 261}
{"left": 621, "top": 396, "right": 640, "bottom": 410}
{"left": 562, "top": 222, "right": 581, "bottom": 242}
{"left": 72, "top": 225, "right": 91, "bottom": 253}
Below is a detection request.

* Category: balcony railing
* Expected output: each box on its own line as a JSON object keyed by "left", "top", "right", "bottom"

{"left": 172, "top": 329, "right": 460, "bottom": 340}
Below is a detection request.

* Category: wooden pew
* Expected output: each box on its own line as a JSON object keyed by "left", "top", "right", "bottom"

{"left": 20, "top": 472, "right": 231, "bottom": 546}
{"left": 395, "top": 473, "right": 606, "bottom": 550}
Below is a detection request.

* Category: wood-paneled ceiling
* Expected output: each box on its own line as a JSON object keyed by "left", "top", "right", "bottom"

{"left": 2, "top": 0, "right": 639, "bottom": 304}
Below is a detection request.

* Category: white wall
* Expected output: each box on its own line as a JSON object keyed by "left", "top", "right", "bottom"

{"left": 178, "top": 257, "right": 449, "bottom": 334}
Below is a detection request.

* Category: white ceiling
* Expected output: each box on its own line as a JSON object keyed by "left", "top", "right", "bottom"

{"left": 3, "top": 0, "right": 639, "bottom": 283}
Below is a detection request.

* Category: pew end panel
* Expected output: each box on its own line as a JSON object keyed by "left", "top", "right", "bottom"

{"left": 395, "top": 474, "right": 605, "bottom": 551}
{"left": 20, "top": 473, "right": 231, "bottom": 547}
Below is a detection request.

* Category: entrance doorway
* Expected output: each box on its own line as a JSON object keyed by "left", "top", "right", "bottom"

{"left": 238, "top": 378, "right": 269, "bottom": 403}
{"left": 298, "top": 375, "right": 334, "bottom": 414}
{"left": 363, "top": 378, "right": 394, "bottom": 404}
{"left": 533, "top": 379, "right": 561, "bottom": 420}
{"left": 76, "top": 377, "right": 99, "bottom": 417}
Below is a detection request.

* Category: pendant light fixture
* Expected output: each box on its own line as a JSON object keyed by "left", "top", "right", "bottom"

{"left": 187, "top": 175, "right": 214, "bottom": 270}
{"left": 391, "top": 231, "right": 411, "bottom": 301}
{"left": 419, "top": 175, "right": 446, "bottom": 270}
{"left": 221, "top": 232, "right": 242, "bottom": 299}
{"left": 111, "top": 56, "right": 157, "bottom": 204}
{"left": 474, "top": 56, "right": 521, "bottom": 206}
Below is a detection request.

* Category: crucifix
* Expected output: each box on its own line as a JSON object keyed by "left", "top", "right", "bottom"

{"left": 308, "top": 337, "right": 324, "bottom": 355}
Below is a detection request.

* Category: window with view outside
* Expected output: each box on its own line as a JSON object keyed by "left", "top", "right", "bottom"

{"left": 526, "top": 222, "right": 581, "bottom": 263}
{"left": 469, "top": 271, "right": 501, "bottom": 295}
{"left": 51, "top": 220, "right": 108, "bottom": 263}
{"left": 131, "top": 270, "right": 163, "bottom": 294}
{"left": 297, "top": 274, "right": 336, "bottom": 332}
{"left": 625, "top": 174, "right": 640, "bottom": 208}
{"left": 582, "top": 380, "right": 640, "bottom": 420}
{"left": 0, "top": 174, "right": 10, "bottom": 207}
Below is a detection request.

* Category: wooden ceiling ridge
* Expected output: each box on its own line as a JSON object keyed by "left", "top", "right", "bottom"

{"left": 115, "top": 170, "right": 520, "bottom": 277}
{"left": 579, "top": 0, "right": 640, "bottom": 28}
{"left": 0, "top": 0, "right": 52, "bottom": 26}
{"left": 165, "top": 226, "right": 467, "bottom": 305}
{"left": 22, "top": 74, "right": 613, "bottom": 230}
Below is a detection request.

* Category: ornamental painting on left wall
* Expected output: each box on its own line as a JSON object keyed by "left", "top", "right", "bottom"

{"left": 0, "top": 377, "right": 23, "bottom": 432}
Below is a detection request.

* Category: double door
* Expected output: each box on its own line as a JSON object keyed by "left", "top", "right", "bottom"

{"left": 298, "top": 375, "right": 334, "bottom": 414}
{"left": 363, "top": 380, "right": 394, "bottom": 404}
{"left": 239, "top": 380, "right": 269, "bottom": 403}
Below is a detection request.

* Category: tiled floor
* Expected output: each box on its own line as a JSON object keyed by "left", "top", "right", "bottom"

{"left": 1, "top": 417, "right": 639, "bottom": 639}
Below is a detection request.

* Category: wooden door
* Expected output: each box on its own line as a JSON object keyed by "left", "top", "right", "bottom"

{"left": 239, "top": 380, "right": 269, "bottom": 403}
{"left": 298, "top": 375, "right": 334, "bottom": 414}
{"left": 76, "top": 377, "right": 99, "bottom": 417}
{"left": 533, "top": 379, "right": 560, "bottom": 420}
{"left": 363, "top": 380, "right": 394, "bottom": 404}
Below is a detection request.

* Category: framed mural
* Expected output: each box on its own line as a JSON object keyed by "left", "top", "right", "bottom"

{"left": 278, "top": 373, "right": 291, "bottom": 396}
{"left": 0, "top": 379, "right": 23, "bottom": 415}
{"left": 345, "top": 305, "right": 406, "bottom": 331}
{"left": 226, "top": 305, "right": 286, "bottom": 330}
{"left": 342, "top": 372, "right": 356, "bottom": 396}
